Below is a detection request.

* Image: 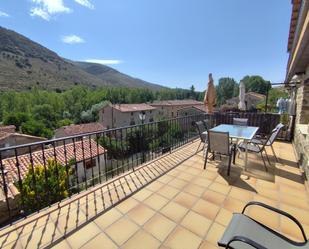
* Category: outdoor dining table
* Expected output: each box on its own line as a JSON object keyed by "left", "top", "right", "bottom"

{"left": 203, "top": 124, "right": 259, "bottom": 170}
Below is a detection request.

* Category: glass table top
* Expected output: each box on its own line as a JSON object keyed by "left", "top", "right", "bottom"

{"left": 209, "top": 124, "right": 259, "bottom": 140}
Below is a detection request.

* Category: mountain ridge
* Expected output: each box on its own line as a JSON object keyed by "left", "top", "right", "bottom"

{"left": 0, "top": 26, "right": 165, "bottom": 91}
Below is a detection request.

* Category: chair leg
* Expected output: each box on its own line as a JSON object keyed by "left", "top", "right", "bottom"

{"left": 233, "top": 146, "right": 236, "bottom": 164}
{"left": 264, "top": 149, "right": 272, "bottom": 166}
{"left": 270, "top": 144, "right": 278, "bottom": 162}
{"left": 204, "top": 149, "right": 209, "bottom": 170}
{"left": 212, "top": 152, "right": 215, "bottom": 160}
{"left": 260, "top": 152, "right": 268, "bottom": 172}
{"left": 227, "top": 154, "right": 232, "bottom": 176}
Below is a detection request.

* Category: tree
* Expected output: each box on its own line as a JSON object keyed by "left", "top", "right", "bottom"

{"left": 20, "top": 159, "right": 72, "bottom": 212}
{"left": 241, "top": 75, "right": 271, "bottom": 95}
{"left": 21, "top": 120, "right": 53, "bottom": 138}
{"left": 3, "top": 112, "right": 30, "bottom": 131}
{"left": 215, "top": 78, "right": 239, "bottom": 106}
{"left": 32, "top": 104, "right": 58, "bottom": 129}
{"left": 190, "top": 85, "right": 196, "bottom": 99}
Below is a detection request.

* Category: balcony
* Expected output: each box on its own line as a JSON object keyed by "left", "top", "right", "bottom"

{"left": 0, "top": 113, "right": 306, "bottom": 248}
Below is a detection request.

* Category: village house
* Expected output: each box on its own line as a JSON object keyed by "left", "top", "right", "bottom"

{"left": 0, "top": 125, "right": 46, "bottom": 158}
{"left": 1, "top": 139, "right": 107, "bottom": 194}
{"left": 98, "top": 103, "right": 157, "bottom": 128}
{"left": 285, "top": 0, "right": 309, "bottom": 180}
{"left": 149, "top": 99, "right": 204, "bottom": 118}
{"left": 225, "top": 92, "right": 266, "bottom": 110}
{"left": 54, "top": 122, "right": 106, "bottom": 144}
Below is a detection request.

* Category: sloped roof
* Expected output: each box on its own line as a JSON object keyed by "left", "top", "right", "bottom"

{"left": 150, "top": 99, "right": 204, "bottom": 106}
{"left": 288, "top": 0, "right": 302, "bottom": 52}
{"left": 112, "top": 103, "right": 156, "bottom": 112}
{"left": 55, "top": 122, "right": 106, "bottom": 137}
{"left": 0, "top": 125, "right": 16, "bottom": 133}
{"left": 1, "top": 139, "right": 106, "bottom": 186}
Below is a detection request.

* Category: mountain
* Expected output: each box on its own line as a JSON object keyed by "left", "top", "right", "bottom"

{"left": 73, "top": 61, "right": 164, "bottom": 90}
{"left": 0, "top": 26, "right": 165, "bottom": 91}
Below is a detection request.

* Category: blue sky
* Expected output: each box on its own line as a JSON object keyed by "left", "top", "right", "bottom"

{"left": 0, "top": 0, "right": 291, "bottom": 91}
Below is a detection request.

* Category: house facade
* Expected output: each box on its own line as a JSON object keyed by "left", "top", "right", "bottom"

{"left": 225, "top": 92, "right": 265, "bottom": 110}
{"left": 286, "top": 0, "right": 309, "bottom": 178}
{"left": 98, "top": 103, "right": 157, "bottom": 128}
{"left": 149, "top": 99, "right": 204, "bottom": 119}
{"left": 0, "top": 125, "right": 46, "bottom": 158}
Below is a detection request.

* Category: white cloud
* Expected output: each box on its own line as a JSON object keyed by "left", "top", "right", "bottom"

{"left": 62, "top": 34, "right": 85, "bottom": 44}
{"left": 30, "top": 0, "right": 71, "bottom": 20}
{"left": 84, "top": 59, "right": 123, "bottom": 65}
{"left": 0, "top": 11, "right": 10, "bottom": 17}
{"left": 74, "top": 0, "right": 94, "bottom": 9}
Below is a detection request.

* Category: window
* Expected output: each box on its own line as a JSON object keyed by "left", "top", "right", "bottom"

{"left": 131, "top": 112, "right": 134, "bottom": 116}
{"left": 85, "top": 158, "right": 96, "bottom": 169}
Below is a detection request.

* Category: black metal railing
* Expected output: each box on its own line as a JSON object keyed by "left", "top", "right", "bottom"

{"left": 0, "top": 114, "right": 209, "bottom": 227}
{"left": 0, "top": 112, "right": 294, "bottom": 227}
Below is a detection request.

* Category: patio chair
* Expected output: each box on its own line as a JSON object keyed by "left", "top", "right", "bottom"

{"left": 195, "top": 121, "right": 208, "bottom": 153}
{"left": 233, "top": 118, "right": 249, "bottom": 126}
{"left": 204, "top": 130, "right": 236, "bottom": 176}
{"left": 250, "top": 123, "right": 285, "bottom": 162}
{"left": 218, "top": 201, "right": 308, "bottom": 249}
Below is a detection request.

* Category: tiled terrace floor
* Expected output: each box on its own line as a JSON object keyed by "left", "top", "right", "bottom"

{"left": 0, "top": 140, "right": 308, "bottom": 249}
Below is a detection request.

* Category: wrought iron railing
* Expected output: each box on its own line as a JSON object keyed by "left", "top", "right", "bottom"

{"left": 0, "top": 112, "right": 294, "bottom": 227}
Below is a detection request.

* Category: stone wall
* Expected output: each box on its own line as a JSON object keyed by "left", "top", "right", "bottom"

{"left": 293, "top": 124, "right": 309, "bottom": 180}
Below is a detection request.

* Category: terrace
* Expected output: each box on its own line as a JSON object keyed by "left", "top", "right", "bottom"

{"left": 0, "top": 113, "right": 307, "bottom": 248}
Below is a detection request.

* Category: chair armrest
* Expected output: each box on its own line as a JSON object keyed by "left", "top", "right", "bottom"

{"left": 225, "top": 236, "right": 267, "bottom": 249}
{"left": 242, "top": 201, "right": 307, "bottom": 241}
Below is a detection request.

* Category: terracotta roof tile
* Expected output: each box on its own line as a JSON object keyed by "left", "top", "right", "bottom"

{"left": 1, "top": 139, "right": 106, "bottom": 185}
{"left": 112, "top": 103, "right": 156, "bottom": 112}
{"left": 0, "top": 125, "right": 16, "bottom": 133}
{"left": 150, "top": 99, "right": 204, "bottom": 106}
{"left": 56, "top": 122, "right": 106, "bottom": 137}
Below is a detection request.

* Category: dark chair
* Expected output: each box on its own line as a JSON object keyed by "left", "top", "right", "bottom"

{"left": 237, "top": 128, "right": 280, "bottom": 171}
{"left": 204, "top": 130, "right": 236, "bottom": 176}
{"left": 195, "top": 121, "right": 208, "bottom": 153}
{"left": 233, "top": 118, "right": 248, "bottom": 126}
{"left": 218, "top": 201, "right": 308, "bottom": 249}
{"left": 250, "top": 123, "right": 284, "bottom": 162}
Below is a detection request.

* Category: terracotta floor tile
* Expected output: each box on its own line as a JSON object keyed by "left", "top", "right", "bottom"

{"left": 202, "top": 189, "right": 226, "bottom": 206}
{"left": 168, "top": 178, "right": 188, "bottom": 189}
{"left": 122, "top": 230, "right": 160, "bottom": 249}
{"left": 146, "top": 181, "right": 165, "bottom": 192}
{"left": 280, "top": 193, "right": 309, "bottom": 209}
{"left": 80, "top": 233, "right": 118, "bottom": 249}
{"left": 198, "top": 241, "right": 218, "bottom": 249}
{"left": 164, "top": 227, "right": 202, "bottom": 249}
{"left": 215, "top": 208, "right": 233, "bottom": 227}
{"left": 183, "top": 183, "right": 206, "bottom": 197}
{"left": 229, "top": 187, "right": 254, "bottom": 202}
{"left": 94, "top": 208, "right": 123, "bottom": 229}
{"left": 192, "top": 177, "right": 212, "bottom": 188}
{"left": 247, "top": 206, "right": 280, "bottom": 230}
{"left": 181, "top": 211, "right": 212, "bottom": 237}
{"left": 66, "top": 222, "right": 100, "bottom": 248}
{"left": 127, "top": 204, "right": 155, "bottom": 226}
{"left": 116, "top": 198, "right": 139, "bottom": 214}
{"left": 177, "top": 172, "right": 195, "bottom": 182}
{"left": 205, "top": 223, "right": 225, "bottom": 245}
{"left": 280, "top": 204, "right": 309, "bottom": 226}
{"left": 280, "top": 184, "right": 308, "bottom": 199}
{"left": 280, "top": 217, "right": 308, "bottom": 242}
{"left": 192, "top": 199, "right": 220, "bottom": 220}
{"left": 157, "top": 174, "right": 174, "bottom": 184}
{"left": 173, "top": 192, "right": 198, "bottom": 209}
{"left": 158, "top": 185, "right": 180, "bottom": 199}
{"left": 50, "top": 239, "right": 71, "bottom": 249}
{"left": 144, "top": 213, "right": 176, "bottom": 242}
{"left": 160, "top": 201, "right": 189, "bottom": 222}
{"left": 252, "top": 195, "right": 278, "bottom": 208}
{"left": 105, "top": 218, "right": 139, "bottom": 246}
{"left": 255, "top": 186, "right": 279, "bottom": 200}
{"left": 209, "top": 182, "right": 231, "bottom": 195}
{"left": 133, "top": 189, "right": 153, "bottom": 202}
{"left": 223, "top": 197, "right": 246, "bottom": 213}
{"left": 144, "top": 193, "right": 169, "bottom": 211}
